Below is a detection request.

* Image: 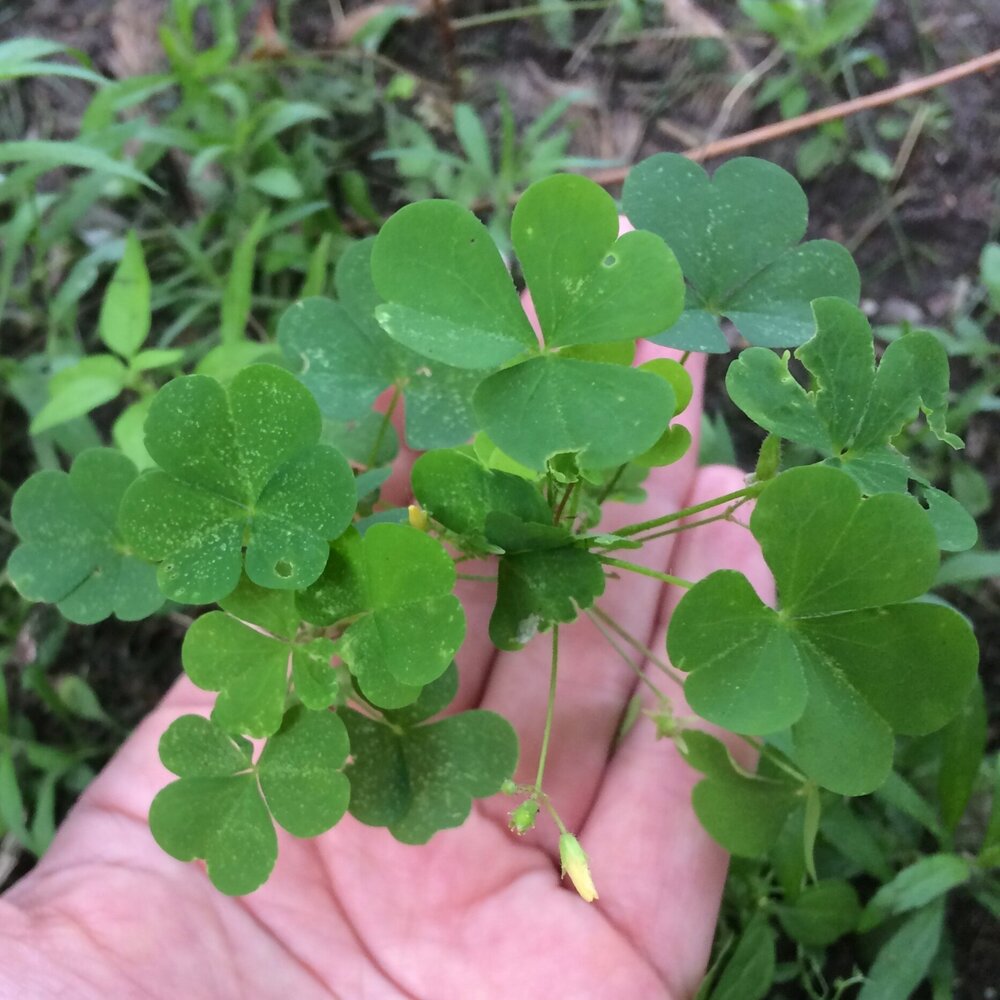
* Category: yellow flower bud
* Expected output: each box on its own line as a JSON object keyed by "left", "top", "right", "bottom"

{"left": 408, "top": 504, "right": 429, "bottom": 532}
{"left": 559, "top": 833, "right": 599, "bottom": 903}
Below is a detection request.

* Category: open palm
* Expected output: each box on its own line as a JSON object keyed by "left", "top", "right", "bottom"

{"left": 0, "top": 346, "right": 771, "bottom": 1000}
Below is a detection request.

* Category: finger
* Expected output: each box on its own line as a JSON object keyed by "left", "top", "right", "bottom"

{"left": 580, "top": 464, "right": 773, "bottom": 997}
{"left": 475, "top": 344, "right": 707, "bottom": 849}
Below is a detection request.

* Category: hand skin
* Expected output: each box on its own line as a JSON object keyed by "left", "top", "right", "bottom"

{"left": 0, "top": 342, "right": 772, "bottom": 1000}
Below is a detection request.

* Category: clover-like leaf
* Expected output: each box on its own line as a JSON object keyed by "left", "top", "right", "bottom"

{"left": 473, "top": 355, "right": 675, "bottom": 472}
{"left": 668, "top": 465, "right": 979, "bottom": 795}
{"left": 511, "top": 173, "right": 684, "bottom": 348}
{"left": 622, "top": 155, "right": 860, "bottom": 352}
{"left": 342, "top": 671, "right": 517, "bottom": 844}
{"left": 182, "top": 577, "right": 338, "bottom": 738}
{"left": 727, "top": 298, "right": 967, "bottom": 514}
{"left": 680, "top": 730, "right": 798, "bottom": 857}
{"left": 278, "top": 240, "right": 484, "bottom": 449}
{"left": 411, "top": 448, "right": 550, "bottom": 550}
{"left": 297, "top": 524, "right": 465, "bottom": 709}
{"left": 371, "top": 173, "right": 684, "bottom": 470}
{"left": 119, "top": 364, "right": 356, "bottom": 604}
{"left": 150, "top": 708, "right": 349, "bottom": 895}
{"left": 7, "top": 448, "right": 163, "bottom": 624}
{"left": 490, "top": 544, "right": 605, "bottom": 651}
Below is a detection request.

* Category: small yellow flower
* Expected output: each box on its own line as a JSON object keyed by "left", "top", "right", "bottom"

{"left": 559, "top": 833, "right": 599, "bottom": 903}
{"left": 407, "top": 504, "right": 429, "bottom": 532}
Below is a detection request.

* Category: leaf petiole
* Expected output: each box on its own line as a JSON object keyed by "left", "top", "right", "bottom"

{"left": 611, "top": 485, "right": 759, "bottom": 538}
{"left": 534, "top": 626, "right": 559, "bottom": 794}
{"left": 599, "top": 555, "right": 693, "bottom": 589}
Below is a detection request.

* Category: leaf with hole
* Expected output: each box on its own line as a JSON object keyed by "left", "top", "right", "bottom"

{"left": 7, "top": 448, "right": 163, "bottom": 624}
{"left": 623, "top": 155, "right": 859, "bottom": 351}
{"left": 119, "top": 365, "right": 356, "bottom": 604}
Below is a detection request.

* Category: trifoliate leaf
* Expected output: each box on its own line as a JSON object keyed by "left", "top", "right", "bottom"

{"left": 278, "top": 240, "right": 484, "bottom": 450}
{"left": 371, "top": 174, "right": 684, "bottom": 470}
{"left": 151, "top": 708, "right": 350, "bottom": 894}
{"left": 7, "top": 448, "right": 163, "bottom": 624}
{"left": 411, "top": 448, "right": 550, "bottom": 549}
{"left": 342, "top": 702, "right": 518, "bottom": 844}
{"left": 727, "top": 299, "right": 963, "bottom": 495}
{"left": 182, "top": 578, "right": 338, "bottom": 738}
{"left": 622, "top": 155, "right": 860, "bottom": 351}
{"left": 119, "top": 365, "right": 356, "bottom": 604}
{"left": 371, "top": 201, "right": 538, "bottom": 369}
{"left": 490, "top": 545, "right": 605, "bottom": 651}
{"left": 680, "top": 730, "right": 799, "bottom": 857}
{"left": 473, "top": 355, "right": 675, "bottom": 472}
{"left": 297, "top": 524, "right": 465, "bottom": 708}
{"left": 669, "top": 465, "right": 978, "bottom": 794}
{"left": 511, "top": 173, "right": 684, "bottom": 348}
{"left": 150, "top": 715, "right": 274, "bottom": 896}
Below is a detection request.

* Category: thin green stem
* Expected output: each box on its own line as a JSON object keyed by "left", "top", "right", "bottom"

{"left": 456, "top": 572, "right": 498, "bottom": 582}
{"left": 590, "top": 605, "right": 684, "bottom": 686}
{"left": 604, "top": 499, "right": 753, "bottom": 550}
{"left": 594, "top": 463, "right": 627, "bottom": 506}
{"left": 584, "top": 609, "right": 666, "bottom": 701}
{"left": 612, "top": 486, "right": 758, "bottom": 538}
{"left": 534, "top": 626, "right": 560, "bottom": 794}
{"left": 600, "top": 556, "right": 693, "bottom": 589}
{"left": 366, "top": 385, "right": 401, "bottom": 469}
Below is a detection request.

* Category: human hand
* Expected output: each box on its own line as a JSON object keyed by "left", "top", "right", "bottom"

{"left": 0, "top": 340, "right": 771, "bottom": 1000}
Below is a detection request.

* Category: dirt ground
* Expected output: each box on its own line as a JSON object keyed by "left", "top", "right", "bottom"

{"left": 2, "top": 0, "right": 999, "bottom": 995}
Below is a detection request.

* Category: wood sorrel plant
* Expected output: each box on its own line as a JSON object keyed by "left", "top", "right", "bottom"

{"left": 7, "top": 156, "right": 979, "bottom": 896}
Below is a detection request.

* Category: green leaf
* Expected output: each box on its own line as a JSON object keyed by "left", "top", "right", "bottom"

{"left": 30, "top": 355, "right": 128, "bottom": 434}
{"left": 0, "top": 140, "right": 159, "bottom": 190}
{"left": 256, "top": 705, "right": 350, "bottom": 837}
{"left": 278, "top": 240, "right": 484, "bottom": 449}
{"left": 938, "top": 677, "right": 987, "bottom": 831}
{"left": 669, "top": 465, "right": 978, "bottom": 794}
{"left": 150, "top": 715, "right": 274, "bottom": 895}
{"left": 935, "top": 550, "right": 1000, "bottom": 586}
{"left": 474, "top": 355, "right": 674, "bottom": 472}
{"left": 510, "top": 173, "right": 683, "bottom": 348}
{"left": 250, "top": 167, "right": 304, "bottom": 201}
{"left": 858, "top": 854, "right": 971, "bottom": 932}
{"left": 119, "top": 365, "right": 356, "bottom": 604}
{"left": 705, "top": 913, "right": 775, "bottom": 1000}
{"left": 182, "top": 579, "right": 337, "bottom": 738}
{"left": 681, "top": 731, "right": 798, "bottom": 856}
{"left": 728, "top": 299, "right": 963, "bottom": 498}
{"left": 917, "top": 485, "right": 978, "bottom": 553}
{"left": 342, "top": 705, "right": 517, "bottom": 843}
{"left": 220, "top": 209, "right": 269, "bottom": 345}
{"left": 371, "top": 200, "right": 537, "bottom": 369}
{"left": 858, "top": 899, "right": 945, "bottom": 1000}
{"left": 623, "top": 155, "right": 859, "bottom": 351}
{"left": 490, "top": 546, "right": 605, "bottom": 651}
{"left": 151, "top": 708, "right": 349, "bottom": 894}
{"left": 99, "top": 231, "right": 150, "bottom": 359}
{"left": 777, "top": 879, "right": 861, "bottom": 947}
{"left": 411, "top": 448, "right": 549, "bottom": 548}
{"left": 298, "top": 525, "right": 465, "bottom": 708}
{"left": 7, "top": 448, "right": 163, "bottom": 624}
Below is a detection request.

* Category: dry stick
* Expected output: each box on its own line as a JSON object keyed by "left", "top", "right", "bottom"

{"left": 583, "top": 46, "right": 1000, "bottom": 185}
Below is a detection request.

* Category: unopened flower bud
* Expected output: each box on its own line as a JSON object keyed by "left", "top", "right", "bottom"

{"left": 509, "top": 799, "right": 539, "bottom": 835}
{"left": 408, "top": 504, "right": 429, "bottom": 531}
{"left": 559, "top": 833, "right": 599, "bottom": 903}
